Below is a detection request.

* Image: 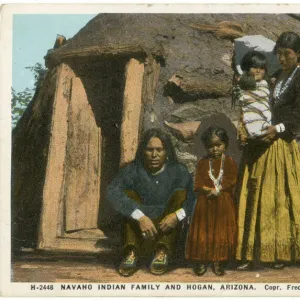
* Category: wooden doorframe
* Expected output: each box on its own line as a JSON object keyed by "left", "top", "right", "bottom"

{"left": 37, "top": 58, "right": 146, "bottom": 253}
{"left": 37, "top": 63, "right": 106, "bottom": 253}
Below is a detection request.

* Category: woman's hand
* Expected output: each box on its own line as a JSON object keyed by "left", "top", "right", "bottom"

{"left": 138, "top": 216, "right": 158, "bottom": 239}
{"left": 260, "top": 125, "right": 278, "bottom": 143}
{"left": 159, "top": 213, "right": 178, "bottom": 233}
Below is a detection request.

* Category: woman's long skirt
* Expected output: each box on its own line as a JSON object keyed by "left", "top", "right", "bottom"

{"left": 236, "top": 138, "right": 300, "bottom": 262}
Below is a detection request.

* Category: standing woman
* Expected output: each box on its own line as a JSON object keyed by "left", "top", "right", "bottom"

{"left": 236, "top": 32, "right": 300, "bottom": 269}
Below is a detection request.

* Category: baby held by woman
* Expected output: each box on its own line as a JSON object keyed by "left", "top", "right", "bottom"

{"left": 234, "top": 51, "right": 274, "bottom": 143}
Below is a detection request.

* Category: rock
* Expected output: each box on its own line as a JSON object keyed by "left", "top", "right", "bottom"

{"left": 167, "top": 96, "right": 174, "bottom": 105}
{"left": 221, "top": 53, "right": 233, "bottom": 67}
{"left": 164, "top": 120, "right": 201, "bottom": 142}
{"left": 169, "top": 97, "right": 239, "bottom": 123}
{"left": 234, "top": 35, "right": 281, "bottom": 75}
{"left": 175, "top": 149, "right": 198, "bottom": 174}
{"left": 143, "top": 106, "right": 161, "bottom": 129}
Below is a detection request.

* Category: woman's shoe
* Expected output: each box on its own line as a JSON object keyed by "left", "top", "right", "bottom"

{"left": 237, "top": 261, "right": 253, "bottom": 271}
{"left": 272, "top": 263, "right": 286, "bottom": 270}
{"left": 118, "top": 249, "right": 138, "bottom": 277}
{"left": 193, "top": 264, "right": 207, "bottom": 276}
{"left": 212, "top": 262, "right": 225, "bottom": 276}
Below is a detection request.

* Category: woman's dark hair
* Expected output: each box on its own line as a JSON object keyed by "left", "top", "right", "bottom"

{"left": 274, "top": 31, "right": 300, "bottom": 54}
{"left": 201, "top": 126, "right": 229, "bottom": 149}
{"left": 241, "top": 50, "right": 267, "bottom": 72}
{"left": 135, "top": 128, "right": 177, "bottom": 164}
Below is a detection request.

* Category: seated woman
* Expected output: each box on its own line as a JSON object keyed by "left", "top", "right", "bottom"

{"left": 106, "top": 128, "right": 194, "bottom": 277}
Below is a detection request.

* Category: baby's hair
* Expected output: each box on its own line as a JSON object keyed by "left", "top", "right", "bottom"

{"left": 201, "top": 126, "right": 229, "bottom": 149}
{"left": 240, "top": 51, "right": 267, "bottom": 73}
{"left": 231, "top": 51, "right": 268, "bottom": 108}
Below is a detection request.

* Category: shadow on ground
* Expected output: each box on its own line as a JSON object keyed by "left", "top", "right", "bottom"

{"left": 12, "top": 251, "right": 300, "bottom": 283}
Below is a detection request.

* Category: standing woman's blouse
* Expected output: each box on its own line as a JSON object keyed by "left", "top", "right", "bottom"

{"left": 271, "top": 66, "right": 300, "bottom": 141}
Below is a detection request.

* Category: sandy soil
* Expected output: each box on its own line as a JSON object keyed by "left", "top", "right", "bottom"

{"left": 12, "top": 251, "right": 300, "bottom": 283}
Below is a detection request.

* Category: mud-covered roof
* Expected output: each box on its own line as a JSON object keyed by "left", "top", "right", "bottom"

{"left": 61, "top": 14, "right": 300, "bottom": 50}
{"left": 46, "top": 14, "right": 300, "bottom": 79}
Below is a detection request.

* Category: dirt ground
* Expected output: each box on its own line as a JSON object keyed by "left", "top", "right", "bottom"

{"left": 12, "top": 251, "right": 300, "bottom": 283}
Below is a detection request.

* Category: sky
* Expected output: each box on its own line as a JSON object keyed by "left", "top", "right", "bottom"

{"left": 13, "top": 14, "right": 97, "bottom": 93}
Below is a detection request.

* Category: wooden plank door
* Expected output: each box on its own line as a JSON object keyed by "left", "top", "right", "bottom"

{"left": 63, "top": 77, "right": 101, "bottom": 232}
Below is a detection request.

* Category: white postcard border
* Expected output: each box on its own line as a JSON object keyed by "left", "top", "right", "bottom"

{"left": 1, "top": 3, "right": 300, "bottom": 297}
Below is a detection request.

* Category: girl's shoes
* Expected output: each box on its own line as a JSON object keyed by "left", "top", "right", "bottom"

{"left": 212, "top": 262, "right": 225, "bottom": 276}
{"left": 193, "top": 263, "right": 225, "bottom": 276}
{"left": 193, "top": 264, "right": 207, "bottom": 276}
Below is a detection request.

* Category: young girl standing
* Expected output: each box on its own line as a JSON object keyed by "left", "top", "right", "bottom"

{"left": 186, "top": 126, "right": 238, "bottom": 276}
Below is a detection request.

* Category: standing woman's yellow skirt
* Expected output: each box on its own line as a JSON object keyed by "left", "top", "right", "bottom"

{"left": 236, "top": 138, "right": 300, "bottom": 263}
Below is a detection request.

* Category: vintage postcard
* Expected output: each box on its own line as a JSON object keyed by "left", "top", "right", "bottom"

{"left": 1, "top": 3, "right": 300, "bottom": 297}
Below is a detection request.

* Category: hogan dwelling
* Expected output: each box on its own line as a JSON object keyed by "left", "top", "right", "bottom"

{"left": 12, "top": 13, "right": 300, "bottom": 253}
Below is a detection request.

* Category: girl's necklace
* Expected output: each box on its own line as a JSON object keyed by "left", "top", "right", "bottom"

{"left": 208, "top": 154, "right": 225, "bottom": 194}
{"left": 274, "top": 65, "right": 299, "bottom": 100}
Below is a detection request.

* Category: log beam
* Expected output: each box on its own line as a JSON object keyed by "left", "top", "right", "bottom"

{"left": 165, "top": 74, "right": 231, "bottom": 103}
{"left": 38, "top": 63, "right": 73, "bottom": 249}
{"left": 45, "top": 44, "right": 147, "bottom": 69}
{"left": 120, "top": 59, "right": 145, "bottom": 166}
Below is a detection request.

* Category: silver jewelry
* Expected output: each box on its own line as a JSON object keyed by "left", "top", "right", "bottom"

{"left": 275, "top": 124, "right": 281, "bottom": 133}
{"left": 208, "top": 154, "right": 225, "bottom": 194}
{"left": 274, "top": 66, "right": 299, "bottom": 100}
{"left": 275, "top": 123, "right": 285, "bottom": 133}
